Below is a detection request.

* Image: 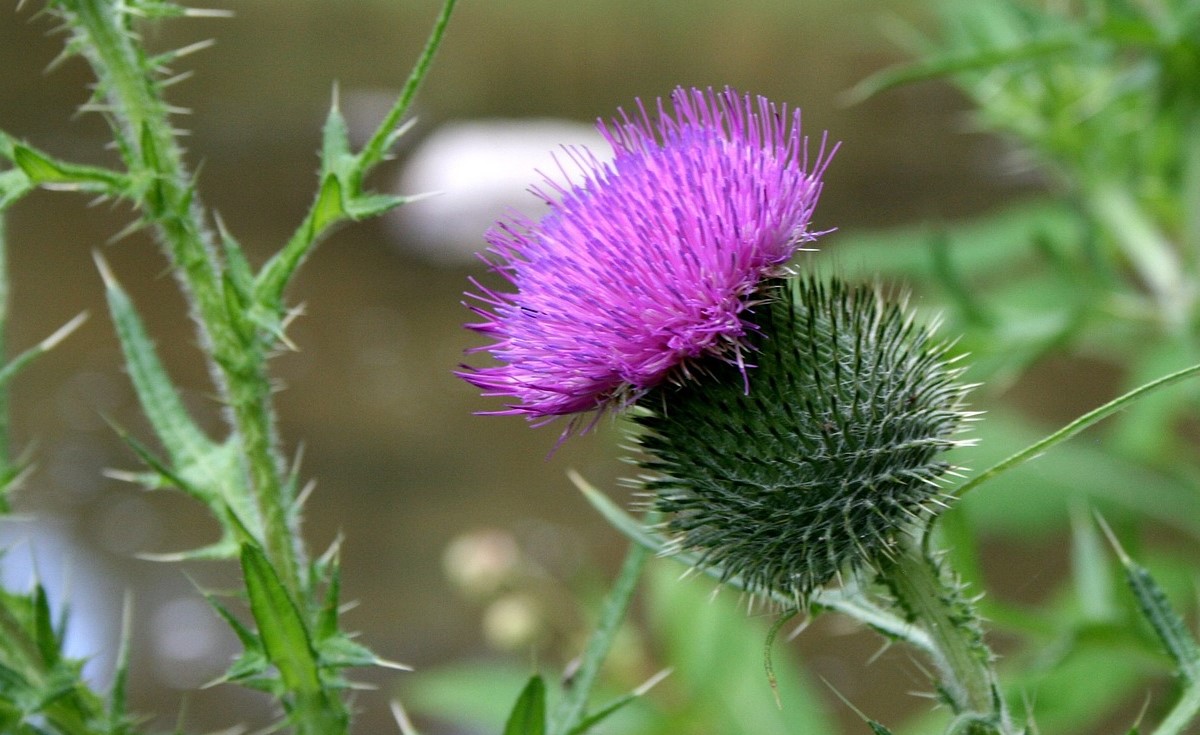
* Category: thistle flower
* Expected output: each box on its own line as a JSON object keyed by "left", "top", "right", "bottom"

{"left": 460, "top": 87, "right": 834, "bottom": 428}
{"left": 635, "top": 275, "right": 976, "bottom": 603}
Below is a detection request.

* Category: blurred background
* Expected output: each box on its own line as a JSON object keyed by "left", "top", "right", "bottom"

{"left": 0, "top": 0, "right": 1101, "bottom": 733}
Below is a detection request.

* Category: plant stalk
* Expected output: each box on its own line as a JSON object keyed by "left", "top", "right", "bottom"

{"left": 885, "top": 536, "right": 1013, "bottom": 733}
{"left": 549, "top": 533, "right": 652, "bottom": 735}
{"left": 64, "top": 0, "right": 301, "bottom": 596}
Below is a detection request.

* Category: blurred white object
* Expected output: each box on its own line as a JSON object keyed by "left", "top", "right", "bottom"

{"left": 388, "top": 119, "right": 609, "bottom": 265}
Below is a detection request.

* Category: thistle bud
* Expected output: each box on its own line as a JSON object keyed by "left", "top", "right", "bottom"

{"left": 634, "top": 275, "right": 975, "bottom": 603}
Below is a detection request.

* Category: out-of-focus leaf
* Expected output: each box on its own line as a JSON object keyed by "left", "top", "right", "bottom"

{"left": 503, "top": 675, "right": 546, "bottom": 735}
{"left": 848, "top": 34, "right": 1077, "bottom": 102}
{"left": 1104, "top": 529, "right": 1200, "bottom": 683}
{"left": 826, "top": 202, "right": 1081, "bottom": 283}
{"left": 1099, "top": 521, "right": 1200, "bottom": 734}
{"left": 1069, "top": 506, "right": 1116, "bottom": 623}
{"left": 643, "top": 558, "right": 836, "bottom": 735}
{"left": 402, "top": 662, "right": 541, "bottom": 732}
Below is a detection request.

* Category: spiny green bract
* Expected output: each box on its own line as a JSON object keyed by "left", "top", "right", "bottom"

{"left": 634, "top": 275, "right": 975, "bottom": 603}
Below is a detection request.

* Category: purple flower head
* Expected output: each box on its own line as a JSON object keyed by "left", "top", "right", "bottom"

{"left": 460, "top": 86, "right": 836, "bottom": 431}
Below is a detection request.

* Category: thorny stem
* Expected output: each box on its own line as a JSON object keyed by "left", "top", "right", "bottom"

{"left": 62, "top": 0, "right": 301, "bottom": 596}
{"left": 885, "top": 535, "right": 1015, "bottom": 734}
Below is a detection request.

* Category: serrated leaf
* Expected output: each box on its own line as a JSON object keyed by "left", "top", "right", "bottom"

{"left": 98, "top": 256, "right": 219, "bottom": 477}
{"left": 108, "top": 420, "right": 211, "bottom": 505}
{"left": 503, "top": 675, "right": 546, "bottom": 735}
{"left": 215, "top": 649, "right": 276, "bottom": 691}
{"left": 317, "top": 634, "right": 379, "bottom": 670}
{"left": 1123, "top": 556, "right": 1200, "bottom": 682}
{"left": 239, "top": 544, "right": 322, "bottom": 697}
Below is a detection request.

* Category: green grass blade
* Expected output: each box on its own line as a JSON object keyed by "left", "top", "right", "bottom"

{"left": 954, "top": 362, "right": 1200, "bottom": 498}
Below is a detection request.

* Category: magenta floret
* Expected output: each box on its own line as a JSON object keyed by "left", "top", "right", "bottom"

{"left": 460, "top": 86, "right": 836, "bottom": 429}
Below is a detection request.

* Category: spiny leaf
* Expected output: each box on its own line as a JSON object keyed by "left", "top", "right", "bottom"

{"left": 562, "top": 695, "right": 636, "bottom": 735}
{"left": 222, "top": 272, "right": 254, "bottom": 345}
{"left": 320, "top": 98, "right": 353, "bottom": 175}
{"left": 0, "top": 313, "right": 88, "bottom": 389}
{"left": 239, "top": 543, "right": 322, "bottom": 697}
{"left": 344, "top": 193, "right": 407, "bottom": 220}
{"left": 107, "top": 418, "right": 212, "bottom": 505}
{"left": 216, "top": 217, "right": 254, "bottom": 305}
{"left": 201, "top": 589, "right": 260, "bottom": 652}
{"left": 1099, "top": 519, "right": 1200, "bottom": 682}
{"left": 562, "top": 669, "right": 670, "bottom": 735}
{"left": 503, "top": 675, "right": 546, "bottom": 735}
{"left": 10, "top": 143, "right": 125, "bottom": 192}
{"left": 96, "top": 253, "right": 218, "bottom": 476}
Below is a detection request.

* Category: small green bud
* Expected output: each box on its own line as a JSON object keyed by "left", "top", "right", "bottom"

{"left": 634, "top": 275, "right": 975, "bottom": 603}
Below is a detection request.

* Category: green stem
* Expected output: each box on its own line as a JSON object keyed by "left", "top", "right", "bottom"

{"left": 549, "top": 533, "right": 651, "bottom": 735}
{"left": 885, "top": 538, "right": 1013, "bottom": 733}
{"left": 64, "top": 0, "right": 301, "bottom": 596}
{"left": 358, "top": 0, "right": 457, "bottom": 173}
{"left": 257, "top": 0, "right": 458, "bottom": 311}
